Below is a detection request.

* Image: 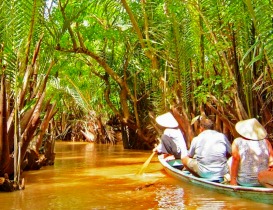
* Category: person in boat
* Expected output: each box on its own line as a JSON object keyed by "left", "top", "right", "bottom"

{"left": 181, "top": 116, "right": 231, "bottom": 181}
{"left": 153, "top": 112, "right": 188, "bottom": 160}
{"left": 230, "top": 118, "right": 273, "bottom": 187}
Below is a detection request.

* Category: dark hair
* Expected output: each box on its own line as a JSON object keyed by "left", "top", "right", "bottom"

{"left": 199, "top": 117, "right": 214, "bottom": 129}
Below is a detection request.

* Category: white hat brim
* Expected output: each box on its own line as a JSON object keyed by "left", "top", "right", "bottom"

{"left": 235, "top": 118, "right": 267, "bottom": 140}
{"left": 156, "top": 112, "right": 178, "bottom": 128}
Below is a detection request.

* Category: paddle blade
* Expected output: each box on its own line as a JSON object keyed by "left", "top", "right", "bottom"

{"left": 137, "top": 152, "right": 156, "bottom": 175}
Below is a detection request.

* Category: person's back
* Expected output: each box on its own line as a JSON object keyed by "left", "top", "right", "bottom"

{"left": 189, "top": 129, "right": 231, "bottom": 180}
{"left": 153, "top": 112, "right": 187, "bottom": 159}
{"left": 182, "top": 116, "right": 231, "bottom": 181}
{"left": 230, "top": 118, "right": 272, "bottom": 187}
{"left": 164, "top": 128, "right": 187, "bottom": 158}
{"left": 233, "top": 137, "right": 269, "bottom": 186}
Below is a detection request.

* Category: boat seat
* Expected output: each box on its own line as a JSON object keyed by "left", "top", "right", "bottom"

{"left": 167, "top": 159, "right": 184, "bottom": 170}
{"left": 167, "top": 159, "right": 183, "bottom": 166}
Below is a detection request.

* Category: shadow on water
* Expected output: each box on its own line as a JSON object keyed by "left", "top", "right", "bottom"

{"left": 0, "top": 141, "right": 272, "bottom": 209}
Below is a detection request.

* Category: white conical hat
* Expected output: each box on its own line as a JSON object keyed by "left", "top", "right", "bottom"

{"left": 155, "top": 112, "right": 178, "bottom": 128}
{"left": 235, "top": 118, "right": 267, "bottom": 140}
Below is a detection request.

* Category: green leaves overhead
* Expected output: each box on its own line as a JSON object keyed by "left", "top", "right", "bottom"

{"left": 15, "top": 0, "right": 272, "bottom": 142}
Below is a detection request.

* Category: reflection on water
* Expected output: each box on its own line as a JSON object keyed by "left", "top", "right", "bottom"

{"left": 0, "top": 141, "right": 272, "bottom": 209}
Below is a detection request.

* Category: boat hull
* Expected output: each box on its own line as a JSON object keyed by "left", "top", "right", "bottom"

{"left": 158, "top": 156, "right": 273, "bottom": 205}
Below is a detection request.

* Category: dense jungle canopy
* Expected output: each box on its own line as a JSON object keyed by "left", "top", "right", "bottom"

{"left": 0, "top": 0, "right": 273, "bottom": 188}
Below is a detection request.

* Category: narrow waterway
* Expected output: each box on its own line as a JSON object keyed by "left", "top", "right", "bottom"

{"left": 0, "top": 141, "right": 272, "bottom": 209}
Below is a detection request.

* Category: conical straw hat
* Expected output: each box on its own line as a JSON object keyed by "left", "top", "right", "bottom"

{"left": 156, "top": 112, "right": 178, "bottom": 128}
{"left": 235, "top": 118, "right": 267, "bottom": 140}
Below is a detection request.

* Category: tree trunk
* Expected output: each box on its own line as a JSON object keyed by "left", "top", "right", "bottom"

{"left": 35, "top": 102, "right": 57, "bottom": 152}
{"left": 0, "top": 74, "right": 11, "bottom": 175}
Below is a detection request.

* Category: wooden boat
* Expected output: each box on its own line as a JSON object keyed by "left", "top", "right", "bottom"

{"left": 158, "top": 155, "right": 273, "bottom": 205}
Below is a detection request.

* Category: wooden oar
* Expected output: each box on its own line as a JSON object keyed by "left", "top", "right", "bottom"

{"left": 136, "top": 152, "right": 156, "bottom": 175}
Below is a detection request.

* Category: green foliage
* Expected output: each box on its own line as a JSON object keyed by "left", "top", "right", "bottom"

{"left": 20, "top": 0, "right": 273, "bottom": 144}
{"left": 193, "top": 73, "right": 233, "bottom": 104}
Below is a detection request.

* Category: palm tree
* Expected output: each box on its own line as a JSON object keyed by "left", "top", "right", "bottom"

{"left": 42, "top": 0, "right": 273, "bottom": 150}
{"left": 0, "top": 0, "right": 57, "bottom": 187}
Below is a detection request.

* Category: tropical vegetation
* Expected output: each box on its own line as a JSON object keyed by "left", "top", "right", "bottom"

{"left": 0, "top": 0, "right": 273, "bottom": 189}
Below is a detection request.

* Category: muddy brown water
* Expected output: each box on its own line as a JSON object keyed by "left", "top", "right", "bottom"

{"left": 0, "top": 141, "right": 272, "bottom": 209}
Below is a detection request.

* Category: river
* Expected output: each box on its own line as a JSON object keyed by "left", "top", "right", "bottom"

{"left": 0, "top": 141, "right": 272, "bottom": 209}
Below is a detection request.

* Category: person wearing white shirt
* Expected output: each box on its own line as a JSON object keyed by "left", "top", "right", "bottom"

{"left": 182, "top": 116, "right": 231, "bottom": 181}
{"left": 153, "top": 112, "right": 187, "bottom": 159}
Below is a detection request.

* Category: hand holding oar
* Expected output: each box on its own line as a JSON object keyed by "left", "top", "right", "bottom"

{"left": 136, "top": 152, "right": 156, "bottom": 175}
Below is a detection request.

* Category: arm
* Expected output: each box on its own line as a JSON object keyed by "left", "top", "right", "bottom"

{"left": 182, "top": 137, "right": 194, "bottom": 165}
{"left": 230, "top": 141, "right": 240, "bottom": 185}
{"left": 153, "top": 137, "right": 162, "bottom": 153}
{"left": 153, "top": 144, "right": 160, "bottom": 153}
{"left": 187, "top": 137, "right": 197, "bottom": 158}
{"left": 266, "top": 139, "right": 273, "bottom": 171}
